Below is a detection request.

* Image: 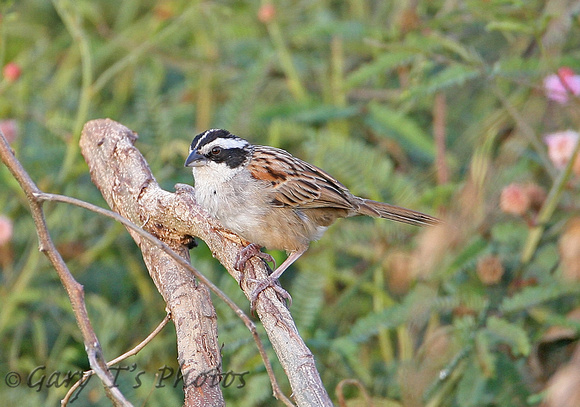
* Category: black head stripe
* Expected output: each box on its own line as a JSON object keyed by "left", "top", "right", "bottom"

{"left": 189, "top": 129, "right": 252, "bottom": 169}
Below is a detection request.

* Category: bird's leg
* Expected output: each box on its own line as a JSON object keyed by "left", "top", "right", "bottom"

{"left": 241, "top": 247, "right": 308, "bottom": 310}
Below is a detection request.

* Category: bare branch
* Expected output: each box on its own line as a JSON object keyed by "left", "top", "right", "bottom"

{"left": 62, "top": 313, "right": 172, "bottom": 406}
{"left": 80, "top": 118, "right": 332, "bottom": 406}
{"left": 109, "top": 312, "right": 171, "bottom": 366}
{"left": 0, "top": 131, "right": 132, "bottom": 406}
{"left": 336, "top": 379, "right": 374, "bottom": 407}
{"left": 34, "top": 191, "right": 291, "bottom": 406}
{"left": 433, "top": 92, "right": 449, "bottom": 185}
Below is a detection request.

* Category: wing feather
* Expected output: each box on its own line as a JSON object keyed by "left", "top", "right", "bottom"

{"left": 249, "top": 145, "right": 356, "bottom": 210}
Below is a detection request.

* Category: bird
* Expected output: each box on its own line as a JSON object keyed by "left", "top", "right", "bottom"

{"left": 185, "top": 129, "right": 440, "bottom": 307}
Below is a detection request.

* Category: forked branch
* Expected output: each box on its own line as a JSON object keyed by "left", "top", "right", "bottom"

{"left": 80, "top": 119, "right": 331, "bottom": 406}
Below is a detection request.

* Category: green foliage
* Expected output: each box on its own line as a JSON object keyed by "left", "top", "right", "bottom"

{"left": 1, "top": 0, "right": 580, "bottom": 406}
{"left": 345, "top": 51, "right": 417, "bottom": 89}
{"left": 485, "top": 316, "right": 531, "bottom": 357}
{"left": 367, "top": 102, "right": 436, "bottom": 161}
{"left": 500, "top": 283, "right": 580, "bottom": 314}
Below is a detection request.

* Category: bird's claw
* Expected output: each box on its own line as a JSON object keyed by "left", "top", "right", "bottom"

{"left": 235, "top": 243, "right": 276, "bottom": 271}
{"left": 245, "top": 276, "right": 292, "bottom": 311}
{"left": 235, "top": 243, "right": 290, "bottom": 311}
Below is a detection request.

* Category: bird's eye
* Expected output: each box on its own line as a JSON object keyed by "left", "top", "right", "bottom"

{"left": 210, "top": 147, "right": 221, "bottom": 156}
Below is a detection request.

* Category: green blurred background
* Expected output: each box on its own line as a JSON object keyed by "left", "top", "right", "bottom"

{"left": 1, "top": 0, "right": 580, "bottom": 406}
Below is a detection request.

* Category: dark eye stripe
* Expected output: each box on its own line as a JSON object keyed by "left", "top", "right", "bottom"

{"left": 207, "top": 147, "right": 249, "bottom": 168}
{"left": 189, "top": 129, "right": 252, "bottom": 169}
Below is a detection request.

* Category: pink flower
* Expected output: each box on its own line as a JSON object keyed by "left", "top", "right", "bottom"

{"left": 0, "top": 215, "right": 13, "bottom": 246}
{"left": 544, "top": 67, "right": 580, "bottom": 104}
{"left": 500, "top": 183, "right": 530, "bottom": 216}
{"left": 0, "top": 120, "right": 18, "bottom": 144}
{"left": 544, "top": 130, "right": 580, "bottom": 169}
{"left": 2, "top": 62, "right": 21, "bottom": 82}
{"left": 257, "top": 4, "right": 276, "bottom": 23}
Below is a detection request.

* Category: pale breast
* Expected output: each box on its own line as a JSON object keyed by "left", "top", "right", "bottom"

{"left": 193, "top": 166, "right": 332, "bottom": 252}
{"left": 193, "top": 167, "right": 270, "bottom": 238}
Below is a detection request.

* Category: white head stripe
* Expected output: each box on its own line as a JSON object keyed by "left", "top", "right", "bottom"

{"left": 200, "top": 137, "right": 248, "bottom": 152}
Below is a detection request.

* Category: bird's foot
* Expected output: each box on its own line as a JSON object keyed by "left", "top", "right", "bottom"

{"left": 235, "top": 243, "right": 289, "bottom": 310}
{"left": 235, "top": 243, "right": 276, "bottom": 271}
{"left": 245, "top": 276, "right": 292, "bottom": 311}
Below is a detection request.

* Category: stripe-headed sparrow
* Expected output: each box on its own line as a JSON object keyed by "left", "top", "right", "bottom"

{"left": 185, "top": 129, "right": 440, "bottom": 307}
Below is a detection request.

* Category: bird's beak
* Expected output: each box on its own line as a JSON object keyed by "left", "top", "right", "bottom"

{"left": 184, "top": 150, "right": 207, "bottom": 167}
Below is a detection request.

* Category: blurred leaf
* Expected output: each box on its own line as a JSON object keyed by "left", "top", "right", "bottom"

{"left": 486, "top": 20, "right": 535, "bottom": 35}
{"left": 344, "top": 285, "right": 438, "bottom": 343}
{"left": 366, "top": 102, "right": 435, "bottom": 161}
{"left": 486, "top": 316, "right": 531, "bottom": 357}
{"left": 291, "top": 264, "right": 326, "bottom": 333}
{"left": 404, "top": 64, "right": 482, "bottom": 100}
{"left": 475, "top": 330, "right": 496, "bottom": 378}
{"left": 437, "top": 236, "right": 488, "bottom": 281}
{"left": 456, "top": 358, "right": 487, "bottom": 407}
{"left": 501, "top": 284, "right": 580, "bottom": 314}
{"left": 345, "top": 50, "right": 417, "bottom": 88}
{"left": 305, "top": 132, "right": 394, "bottom": 199}
{"left": 261, "top": 103, "right": 360, "bottom": 126}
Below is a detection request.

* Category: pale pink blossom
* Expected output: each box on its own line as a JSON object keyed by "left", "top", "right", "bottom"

{"left": 544, "top": 130, "right": 580, "bottom": 169}
{"left": 500, "top": 183, "right": 530, "bottom": 216}
{"left": 2, "top": 62, "right": 21, "bottom": 82}
{"left": 0, "top": 215, "right": 13, "bottom": 246}
{"left": 0, "top": 120, "right": 18, "bottom": 144}
{"left": 544, "top": 67, "right": 580, "bottom": 104}
{"left": 257, "top": 3, "right": 276, "bottom": 23}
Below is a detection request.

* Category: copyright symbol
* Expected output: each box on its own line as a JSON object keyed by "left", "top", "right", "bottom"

{"left": 5, "top": 372, "right": 21, "bottom": 387}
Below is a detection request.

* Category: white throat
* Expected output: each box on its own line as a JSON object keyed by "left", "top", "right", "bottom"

{"left": 191, "top": 160, "right": 242, "bottom": 185}
{"left": 191, "top": 161, "right": 267, "bottom": 239}
{"left": 191, "top": 161, "right": 245, "bottom": 218}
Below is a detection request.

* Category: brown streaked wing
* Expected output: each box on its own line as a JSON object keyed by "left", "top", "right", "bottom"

{"left": 249, "top": 145, "right": 356, "bottom": 210}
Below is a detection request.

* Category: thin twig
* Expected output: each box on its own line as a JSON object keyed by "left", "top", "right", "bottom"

{"left": 107, "top": 313, "right": 171, "bottom": 366}
{"left": 336, "top": 379, "right": 374, "bottom": 407}
{"left": 61, "top": 313, "right": 172, "bottom": 406}
{"left": 0, "top": 133, "right": 132, "bottom": 406}
{"left": 433, "top": 92, "right": 449, "bottom": 185}
{"left": 33, "top": 191, "right": 294, "bottom": 407}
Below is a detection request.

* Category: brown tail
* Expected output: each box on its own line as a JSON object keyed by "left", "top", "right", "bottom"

{"left": 357, "top": 199, "right": 440, "bottom": 227}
